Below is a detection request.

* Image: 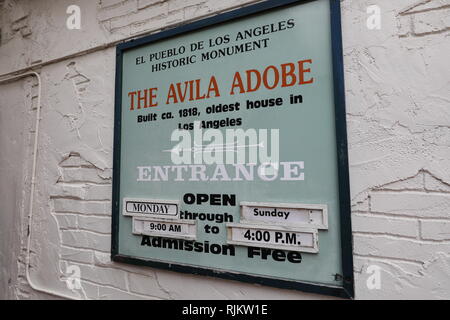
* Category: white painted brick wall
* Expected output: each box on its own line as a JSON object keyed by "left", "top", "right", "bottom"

{"left": 52, "top": 199, "right": 111, "bottom": 215}
{"left": 110, "top": 2, "right": 169, "bottom": 30}
{"left": 61, "top": 230, "right": 111, "bottom": 252}
{"left": 138, "top": 0, "right": 166, "bottom": 10}
{"left": 0, "top": 0, "right": 449, "bottom": 300}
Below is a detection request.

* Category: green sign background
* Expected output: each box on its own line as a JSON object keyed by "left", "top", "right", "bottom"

{"left": 117, "top": 0, "right": 346, "bottom": 289}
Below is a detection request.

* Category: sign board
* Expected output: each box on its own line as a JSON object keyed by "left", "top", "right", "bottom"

{"left": 112, "top": 0, "right": 353, "bottom": 298}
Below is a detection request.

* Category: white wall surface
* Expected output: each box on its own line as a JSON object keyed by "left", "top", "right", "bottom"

{"left": 0, "top": 0, "right": 449, "bottom": 299}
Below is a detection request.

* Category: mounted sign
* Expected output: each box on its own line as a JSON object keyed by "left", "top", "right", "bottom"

{"left": 112, "top": 0, "right": 353, "bottom": 298}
